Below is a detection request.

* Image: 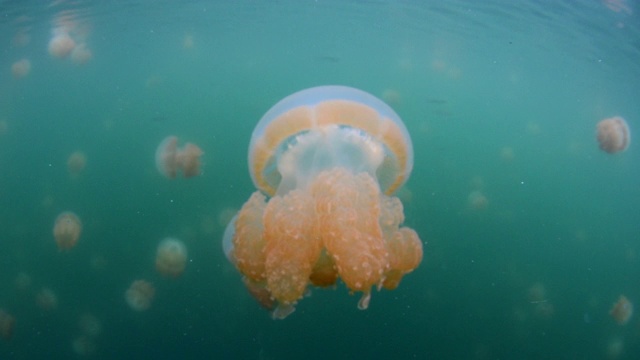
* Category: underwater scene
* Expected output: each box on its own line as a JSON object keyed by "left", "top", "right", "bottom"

{"left": 0, "top": 0, "right": 639, "bottom": 358}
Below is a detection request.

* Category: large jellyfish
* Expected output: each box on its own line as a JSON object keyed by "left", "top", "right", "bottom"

{"left": 222, "top": 86, "right": 423, "bottom": 319}
{"left": 596, "top": 116, "right": 630, "bottom": 154}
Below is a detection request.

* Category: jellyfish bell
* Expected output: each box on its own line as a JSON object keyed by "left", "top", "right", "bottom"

{"left": 155, "top": 136, "right": 203, "bottom": 179}
{"left": 125, "top": 280, "right": 155, "bottom": 311}
{"left": 11, "top": 59, "right": 31, "bottom": 78}
{"left": 78, "top": 313, "right": 102, "bottom": 337}
{"left": 53, "top": 211, "right": 82, "bottom": 250}
{"left": 67, "top": 151, "right": 87, "bottom": 177}
{"left": 224, "top": 86, "right": 422, "bottom": 318}
{"left": 0, "top": 309, "right": 15, "bottom": 340}
{"left": 467, "top": 190, "right": 488, "bottom": 210}
{"left": 597, "top": 116, "right": 630, "bottom": 154}
{"left": 48, "top": 32, "right": 76, "bottom": 58}
{"left": 36, "top": 287, "right": 58, "bottom": 311}
{"left": 155, "top": 238, "right": 188, "bottom": 278}
{"left": 609, "top": 295, "right": 633, "bottom": 325}
{"left": 155, "top": 136, "right": 179, "bottom": 179}
{"left": 72, "top": 335, "right": 96, "bottom": 356}
{"left": 176, "top": 142, "right": 203, "bottom": 178}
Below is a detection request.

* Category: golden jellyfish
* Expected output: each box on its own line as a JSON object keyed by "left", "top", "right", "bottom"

{"left": 155, "top": 238, "right": 188, "bottom": 278}
{"left": 125, "top": 280, "right": 155, "bottom": 311}
{"left": 11, "top": 58, "right": 31, "bottom": 78}
{"left": 36, "top": 287, "right": 58, "bottom": 311}
{"left": 609, "top": 295, "right": 633, "bottom": 325}
{"left": 70, "top": 43, "right": 92, "bottom": 65}
{"left": 67, "top": 151, "right": 87, "bottom": 177}
{"left": 222, "top": 86, "right": 423, "bottom": 319}
{"left": 78, "top": 313, "right": 102, "bottom": 337}
{"left": 597, "top": 116, "right": 630, "bottom": 154}
{"left": 72, "top": 335, "right": 96, "bottom": 356}
{"left": 48, "top": 32, "right": 76, "bottom": 58}
{"left": 53, "top": 211, "right": 82, "bottom": 250}
{"left": 467, "top": 190, "right": 488, "bottom": 210}
{"left": 0, "top": 309, "right": 15, "bottom": 340}
{"left": 155, "top": 136, "right": 204, "bottom": 179}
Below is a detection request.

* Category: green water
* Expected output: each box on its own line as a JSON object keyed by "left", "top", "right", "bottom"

{"left": 0, "top": 0, "right": 639, "bottom": 358}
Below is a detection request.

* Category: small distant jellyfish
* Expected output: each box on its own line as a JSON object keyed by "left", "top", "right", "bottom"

{"left": 155, "top": 238, "right": 188, "bottom": 278}
{"left": 14, "top": 272, "right": 31, "bottom": 291}
{"left": 609, "top": 295, "right": 633, "bottom": 325}
{"left": 467, "top": 190, "right": 488, "bottom": 210}
{"left": 48, "top": 32, "right": 76, "bottom": 58}
{"left": 36, "top": 287, "right": 58, "bottom": 311}
{"left": 11, "top": 59, "right": 31, "bottom": 78}
{"left": 183, "top": 34, "right": 194, "bottom": 49}
{"left": 72, "top": 335, "right": 96, "bottom": 356}
{"left": 125, "top": 280, "right": 155, "bottom": 311}
{"left": 155, "top": 136, "right": 203, "bottom": 179}
{"left": 500, "top": 146, "right": 515, "bottom": 162}
{"left": 67, "top": 151, "right": 87, "bottom": 177}
{"left": 78, "top": 313, "right": 102, "bottom": 337}
{"left": 597, "top": 116, "right": 630, "bottom": 154}
{"left": 53, "top": 211, "right": 82, "bottom": 250}
{"left": 70, "top": 43, "right": 92, "bottom": 65}
{"left": 0, "top": 309, "right": 15, "bottom": 340}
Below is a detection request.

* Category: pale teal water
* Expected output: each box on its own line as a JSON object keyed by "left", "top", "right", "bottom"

{"left": 0, "top": 0, "right": 639, "bottom": 358}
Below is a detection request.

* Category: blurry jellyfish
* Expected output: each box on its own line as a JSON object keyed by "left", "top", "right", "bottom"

{"left": 67, "top": 151, "right": 87, "bottom": 177}
{"left": 155, "top": 238, "right": 188, "bottom": 277}
{"left": 70, "top": 43, "right": 92, "bottom": 65}
{"left": 467, "top": 190, "right": 488, "bottom": 210}
{"left": 606, "top": 337, "right": 624, "bottom": 359}
{"left": 36, "top": 287, "right": 58, "bottom": 311}
{"left": 597, "top": 116, "right": 630, "bottom": 154}
{"left": 500, "top": 146, "right": 515, "bottom": 162}
{"left": 48, "top": 32, "right": 76, "bottom": 58}
{"left": 72, "top": 335, "right": 96, "bottom": 356}
{"left": 155, "top": 136, "right": 203, "bottom": 179}
{"left": 53, "top": 211, "right": 82, "bottom": 250}
{"left": 78, "top": 313, "right": 102, "bottom": 337}
{"left": 527, "top": 282, "right": 546, "bottom": 303}
{"left": 183, "top": 34, "right": 194, "bottom": 49}
{"left": 222, "top": 86, "right": 423, "bottom": 319}
{"left": 609, "top": 295, "right": 633, "bottom": 325}
{"left": 381, "top": 88, "right": 402, "bottom": 107}
{"left": 11, "top": 59, "right": 31, "bottom": 78}
{"left": 125, "top": 280, "right": 155, "bottom": 311}
{"left": 0, "top": 309, "right": 15, "bottom": 340}
{"left": 14, "top": 272, "right": 32, "bottom": 291}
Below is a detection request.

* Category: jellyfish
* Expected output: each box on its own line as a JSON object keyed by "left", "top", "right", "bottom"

{"left": 155, "top": 136, "right": 203, "bottom": 179}
{"left": 125, "top": 280, "right": 155, "bottom": 311}
{"left": 609, "top": 295, "right": 633, "bottom": 325}
{"left": 11, "top": 59, "right": 31, "bottom": 78}
{"left": 78, "top": 313, "right": 102, "bottom": 337}
{"left": 70, "top": 43, "right": 92, "bottom": 65}
{"left": 467, "top": 190, "right": 488, "bottom": 210}
{"left": 155, "top": 238, "right": 188, "bottom": 278}
{"left": 67, "top": 151, "right": 87, "bottom": 177}
{"left": 36, "top": 287, "right": 58, "bottom": 311}
{"left": 0, "top": 309, "right": 15, "bottom": 340}
{"left": 72, "top": 335, "right": 96, "bottom": 356}
{"left": 48, "top": 32, "right": 76, "bottom": 58}
{"left": 597, "top": 116, "right": 630, "bottom": 154}
{"left": 222, "top": 86, "right": 423, "bottom": 319}
{"left": 53, "top": 211, "right": 82, "bottom": 250}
